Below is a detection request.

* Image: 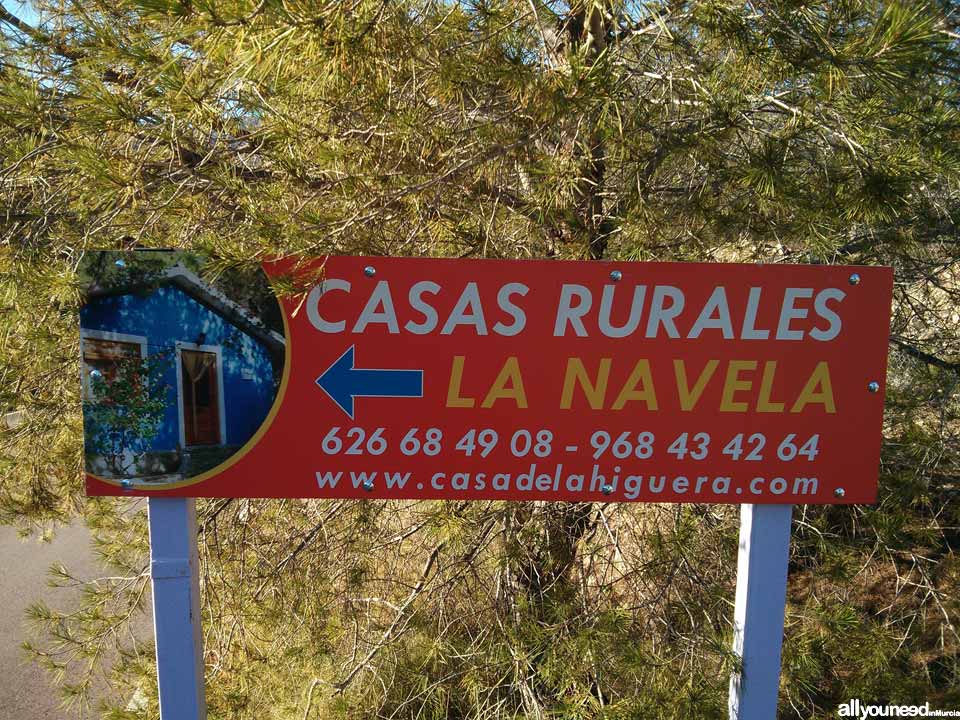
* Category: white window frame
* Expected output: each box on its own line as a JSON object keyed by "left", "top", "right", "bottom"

{"left": 175, "top": 341, "right": 227, "bottom": 448}
{"left": 80, "top": 329, "right": 148, "bottom": 400}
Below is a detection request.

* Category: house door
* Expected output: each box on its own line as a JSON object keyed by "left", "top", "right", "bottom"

{"left": 181, "top": 349, "right": 221, "bottom": 446}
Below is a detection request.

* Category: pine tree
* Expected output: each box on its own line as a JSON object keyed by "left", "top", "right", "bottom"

{"left": 2, "top": 1, "right": 959, "bottom": 717}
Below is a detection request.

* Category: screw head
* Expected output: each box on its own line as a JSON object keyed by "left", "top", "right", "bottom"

{"left": 609, "top": 270, "right": 622, "bottom": 282}
{"left": 868, "top": 381, "right": 880, "bottom": 393}
{"left": 362, "top": 479, "right": 374, "bottom": 492}
{"left": 363, "top": 266, "right": 376, "bottom": 277}
{"left": 120, "top": 478, "right": 133, "bottom": 491}
{"left": 834, "top": 487, "right": 846, "bottom": 498}
{"left": 849, "top": 273, "right": 861, "bottom": 286}
{"left": 601, "top": 484, "right": 614, "bottom": 496}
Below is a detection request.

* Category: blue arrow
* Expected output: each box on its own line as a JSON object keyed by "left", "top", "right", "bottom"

{"left": 316, "top": 346, "right": 424, "bottom": 419}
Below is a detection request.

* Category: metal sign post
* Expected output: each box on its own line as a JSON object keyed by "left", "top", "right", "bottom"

{"left": 728, "top": 503, "right": 793, "bottom": 719}
{"left": 142, "top": 497, "right": 793, "bottom": 720}
{"left": 148, "top": 497, "right": 206, "bottom": 720}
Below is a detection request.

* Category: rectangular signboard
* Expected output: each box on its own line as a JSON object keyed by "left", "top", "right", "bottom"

{"left": 81, "top": 253, "right": 892, "bottom": 503}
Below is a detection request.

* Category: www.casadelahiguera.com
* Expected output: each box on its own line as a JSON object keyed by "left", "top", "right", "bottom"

{"left": 314, "top": 463, "right": 821, "bottom": 499}
{"left": 838, "top": 700, "right": 960, "bottom": 717}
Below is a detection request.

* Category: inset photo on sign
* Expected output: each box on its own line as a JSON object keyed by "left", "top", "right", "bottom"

{"left": 79, "top": 251, "right": 286, "bottom": 487}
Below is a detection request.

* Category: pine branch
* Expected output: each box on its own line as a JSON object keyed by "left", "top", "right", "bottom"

{"left": 0, "top": 4, "right": 35, "bottom": 37}
{"left": 890, "top": 336, "right": 960, "bottom": 372}
{"left": 332, "top": 541, "right": 446, "bottom": 694}
{"left": 0, "top": 3, "right": 83, "bottom": 59}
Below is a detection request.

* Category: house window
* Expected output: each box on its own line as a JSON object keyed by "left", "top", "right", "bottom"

{"left": 81, "top": 338, "right": 143, "bottom": 400}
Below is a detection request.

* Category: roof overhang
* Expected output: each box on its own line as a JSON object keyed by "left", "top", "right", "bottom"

{"left": 85, "top": 265, "right": 286, "bottom": 360}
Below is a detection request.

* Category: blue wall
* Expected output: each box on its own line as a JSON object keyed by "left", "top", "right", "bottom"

{"left": 81, "top": 284, "right": 278, "bottom": 452}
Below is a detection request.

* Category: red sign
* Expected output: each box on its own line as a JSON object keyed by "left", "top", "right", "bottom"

{"left": 85, "top": 256, "right": 892, "bottom": 503}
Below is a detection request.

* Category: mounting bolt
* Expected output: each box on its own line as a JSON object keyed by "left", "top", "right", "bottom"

{"left": 609, "top": 270, "right": 622, "bottom": 282}
{"left": 834, "top": 487, "right": 846, "bottom": 498}
{"left": 867, "top": 381, "right": 880, "bottom": 393}
{"left": 120, "top": 478, "right": 133, "bottom": 491}
{"left": 363, "top": 266, "right": 376, "bottom": 277}
{"left": 601, "top": 484, "right": 614, "bottom": 496}
{"left": 362, "top": 479, "right": 374, "bottom": 492}
{"left": 849, "top": 273, "right": 861, "bottom": 286}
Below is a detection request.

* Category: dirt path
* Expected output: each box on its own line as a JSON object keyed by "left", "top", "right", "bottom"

{"left": 0, "top": 522, "right": 103, "bottom": 718}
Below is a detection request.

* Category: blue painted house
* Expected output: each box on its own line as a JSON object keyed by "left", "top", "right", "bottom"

{"left": 80, "top": 266, "right": 284, "bottom": 479}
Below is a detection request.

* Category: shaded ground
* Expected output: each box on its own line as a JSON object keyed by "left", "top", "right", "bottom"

{"left": 0, "top": 522, "right": 101, "bottom": 719}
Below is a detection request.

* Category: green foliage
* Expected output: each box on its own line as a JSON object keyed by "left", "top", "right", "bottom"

{"left": 1, "top": 0, "right": 960, "bottom": 718}
{"left": 83, "top": 351, "right": 171, "bottom": 476}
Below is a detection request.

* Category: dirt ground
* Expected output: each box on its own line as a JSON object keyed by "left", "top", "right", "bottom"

{"left": 0, "top": 522, "right": 105, "bottom": 718}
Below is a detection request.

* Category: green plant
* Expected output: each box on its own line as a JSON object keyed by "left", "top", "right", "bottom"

{"left": 83, "top": 351, "right": 171, "bottom": 477}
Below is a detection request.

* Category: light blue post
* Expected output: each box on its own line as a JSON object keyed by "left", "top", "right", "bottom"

{"left": 148, "top": 497, "right": 206, "bottom": 720}
{"left": 728, "top": 504, "right": 793, "bottom": 720}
